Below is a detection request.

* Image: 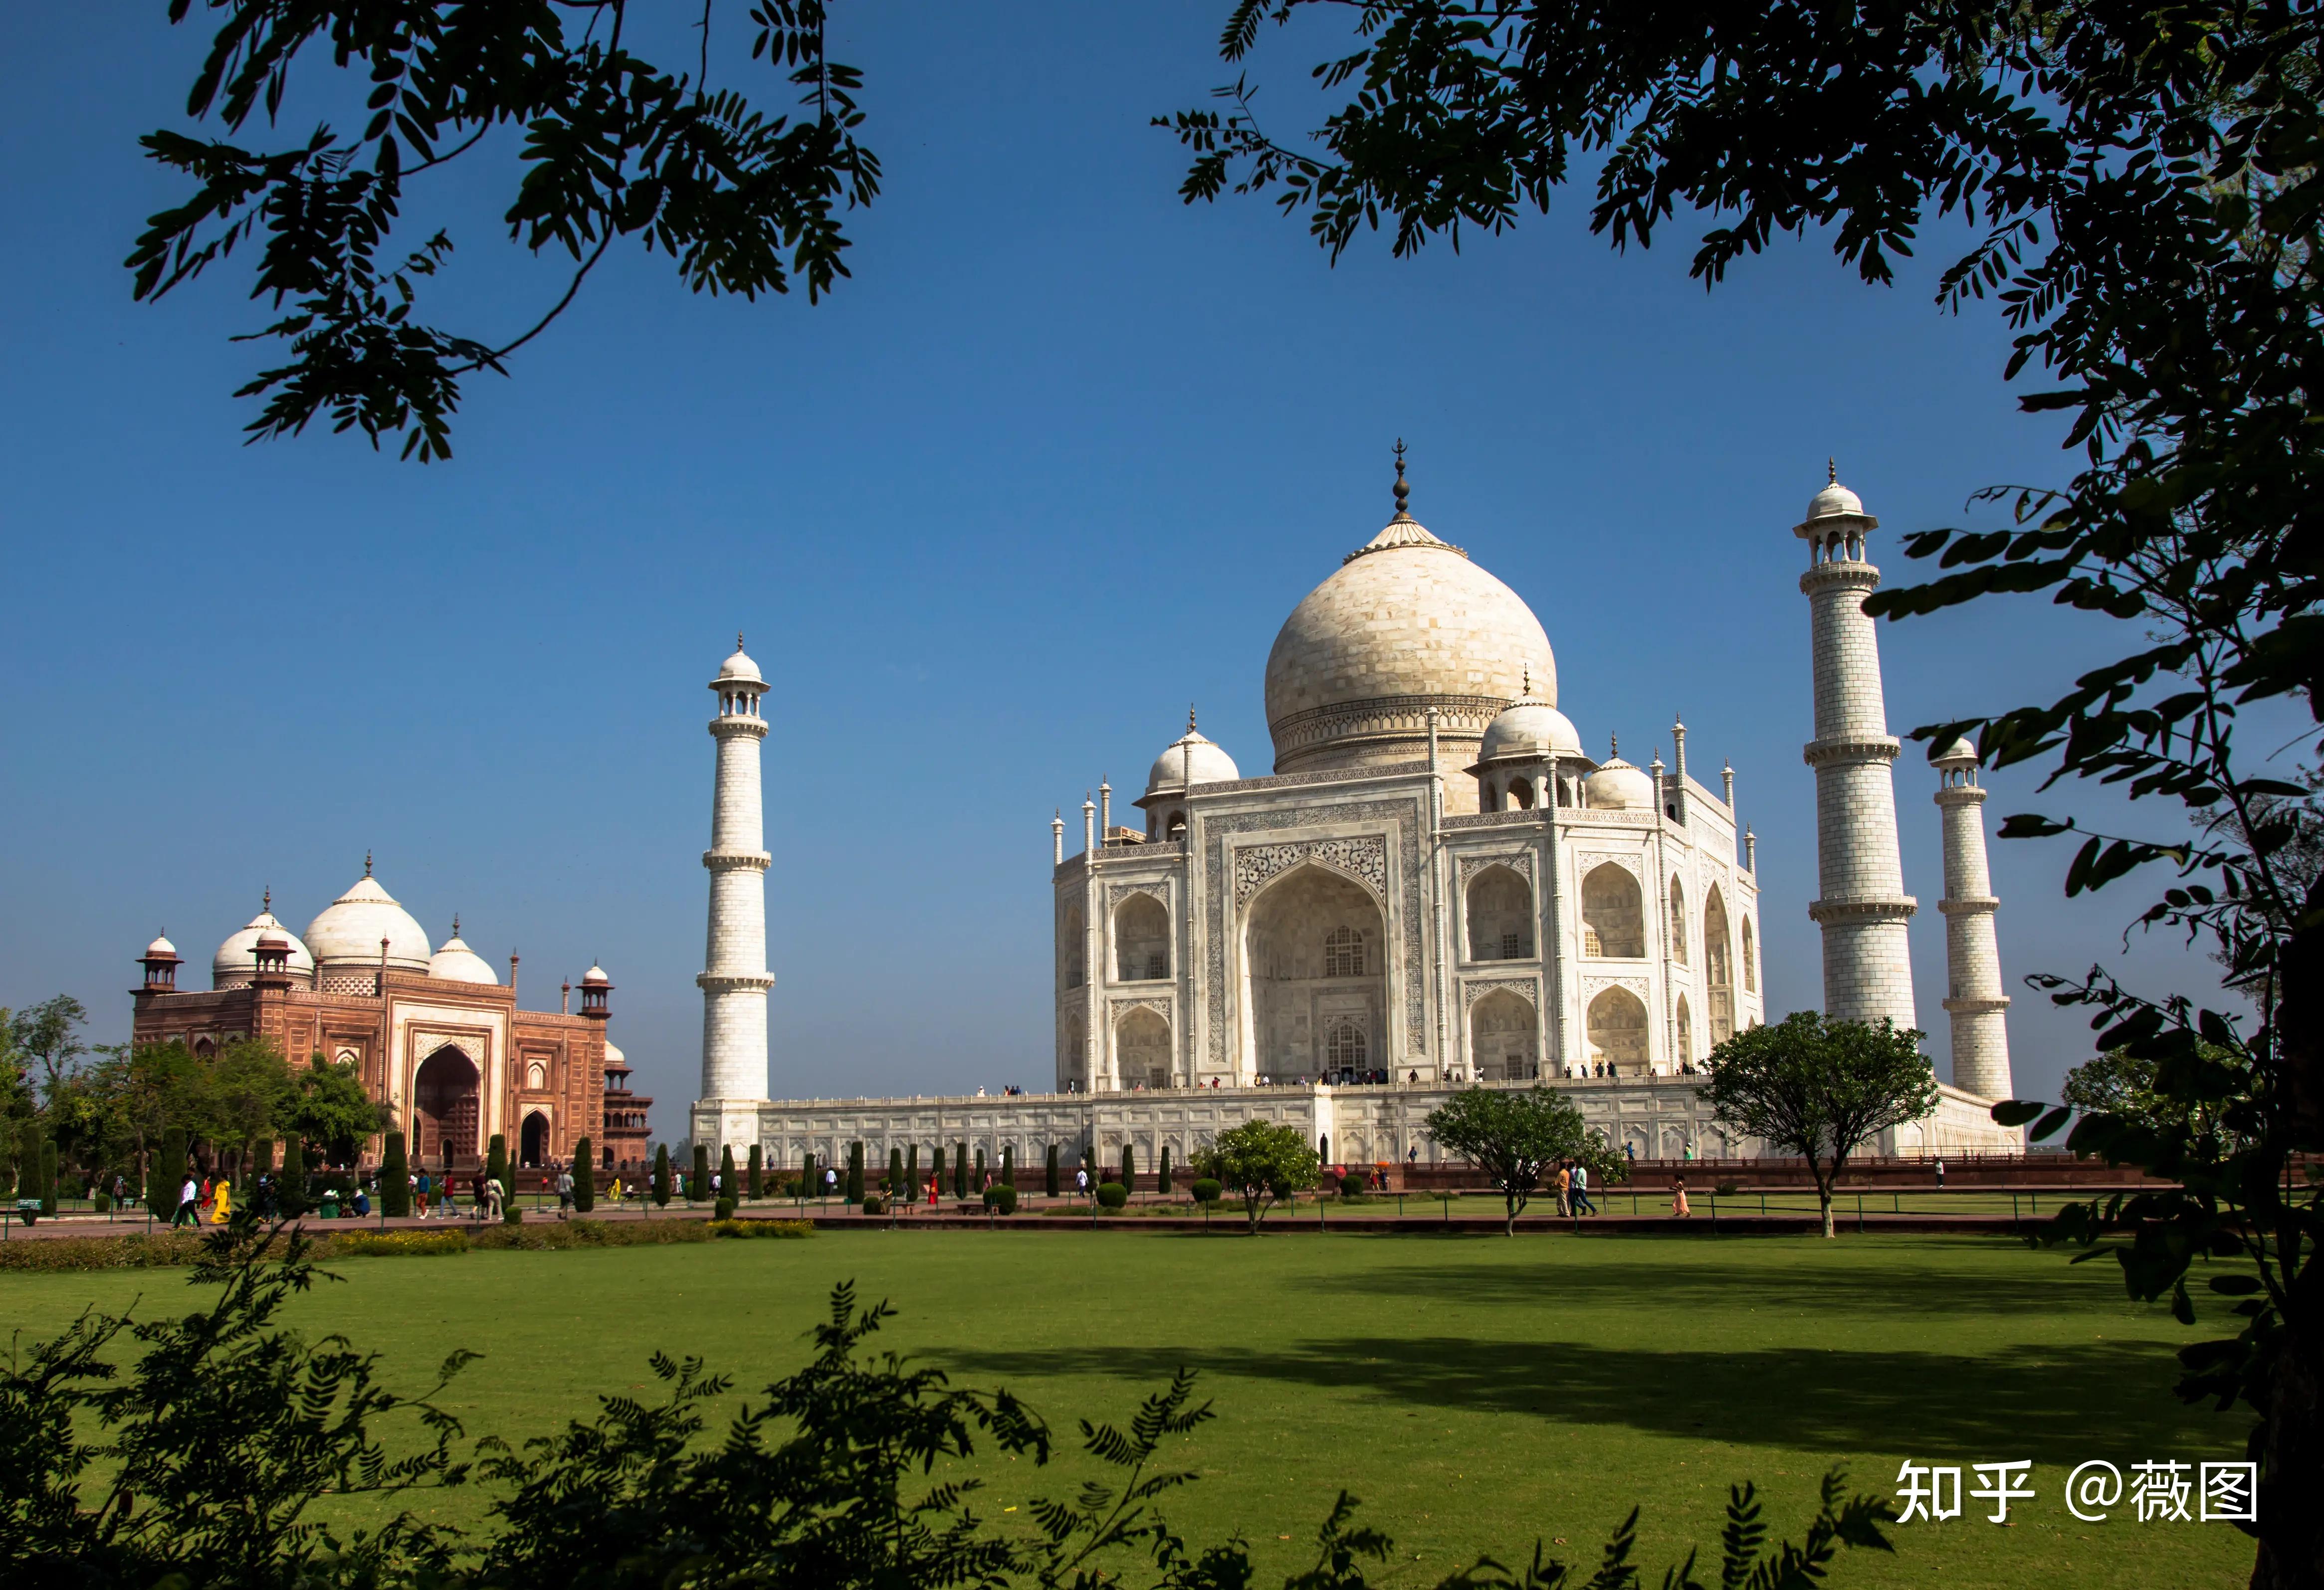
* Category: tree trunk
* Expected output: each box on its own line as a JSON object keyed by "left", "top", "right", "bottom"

{"left": 1818, "top": 1182, "right": 1835, "bottom": 1239}
{"left": 1505, "top": 1195, "right": 1517, "bottom": 1236}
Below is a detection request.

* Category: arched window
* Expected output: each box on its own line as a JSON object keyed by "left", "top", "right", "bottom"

{"left": 1059, "top": 901, "right": 1085, "bottom": 990}
{"left": 1668, "top": 876, "right": 1689, "bottom": 965}
{"left": 1465, "top": 865, "right": 1533, "bottom": 962}
{"left": 1581, "top": 864, "right": 1646, "bottom": 958}
{"left": 1704, "top": 886, "right": 1735, "bottom": 1044}
{"left": 1326, "top": 1020, "right": 1367, "bottom": 1067}
{"left": 1675, "top": 994, "right": 1693, "bottom": 1069}
{"left": 1741, "top": 915, "right": 1758, "bottom": 994}
{"left": 1509, "top": 778, "right": 1534, "bottom": 809}
{"left": 1165, "top": 811, "right": 1187, "bottom": 840}
{"left": 1324, "top": 926, "right": 1366, "bottom": 978}
{"left": 1585, "top": 987, "right": 1650, "bottom": 1076}
{"left": 1114, "top": 893, "right": 1170, "bottom": 982}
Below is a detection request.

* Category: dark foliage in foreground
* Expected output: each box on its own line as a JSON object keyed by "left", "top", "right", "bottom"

{"left": 0, "top": 1217, "right": 1895, "bottom": 1589}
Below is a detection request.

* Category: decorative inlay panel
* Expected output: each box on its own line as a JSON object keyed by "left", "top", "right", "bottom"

{"left": 1232, "top": 834, "right": 1389, "bottom": 907}
{"left": 1104, "top": 881, "right": 1169, "bottom": 910}
{"left": 1580, "top": 975, "right": 1651, "bottom": 1001}
{"left": 1575, "top": 851, "right": 1644, "bottom": 884}
{"left": 1463, "top": 977, "right": 1538, "bottom": 1009}
{"left": 1458, "top": 852, "right": 1533, "bottom": 887}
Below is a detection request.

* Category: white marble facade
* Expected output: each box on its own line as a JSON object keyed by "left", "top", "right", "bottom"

{"left": 695, "top": 455, "right": 2024, "bottom": 1164}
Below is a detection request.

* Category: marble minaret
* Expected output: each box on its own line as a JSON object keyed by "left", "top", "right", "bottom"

{"left": 1796, "top": 467, "right": 1918, "bottom": 1029}
{"left": 1933, "top": 737, "right": 2013, "bottom": 1097}
{"left": 697, "top": 636, "right": 775, "bottom": 1119}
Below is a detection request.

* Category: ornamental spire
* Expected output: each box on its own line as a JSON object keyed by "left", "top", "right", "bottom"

{"left": 1392, "top": 438, "right": 1411, "bottom": 520}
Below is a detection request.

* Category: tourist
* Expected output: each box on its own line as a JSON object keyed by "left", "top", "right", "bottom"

{"left": 1934, "top": 1157, "right": 1946, "bottom": 1189}
{"left": 351, "top": 1183, "right": 370, "bottom": 1217}
{"left": 210, "top": 1177, "right": 232, "bottom": 1223}
{"left": 472, "top": 1169, "right": 489, "bottom": 1219}
{"left": 823, "top": 1166, "right": 839, "bottom": 1197}
{"left": 557, "top": 1166, "right": 575, "bottom": 1217}
{"left": 197, "top": 1174, "right": 215, "bottom": 1223}
{"left": 1671, "top": 1176, "right": 1691, "bottom": 1218}
{"left": 1554, "top": 1161, "right": 1572, "bottom": 1218}
{"left": 1571, "top": 1162, "right": 1595, "bottom": 1216}
{"left": 927, "top": 1175, "right": 939, "bottom": 1206}
{"left": 1074, "top": 1166, "right": 1089, "bottom": 1196}
{"left": 174, "top": 1172, "right": 199, "bottom": 1228}
{"left": 1623, "top": 1142, "right": 1636, "bottom": 1165}
{"left": 416, "top": 1169, "right": 432, "bottom": 1218}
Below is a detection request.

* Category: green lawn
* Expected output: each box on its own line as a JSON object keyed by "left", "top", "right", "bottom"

{"left": 0, "top": 1229, "right": 2254, "bottom": 1588}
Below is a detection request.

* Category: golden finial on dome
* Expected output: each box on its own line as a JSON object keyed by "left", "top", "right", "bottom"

{"left": 451, "top": 913, "right": 460, "bottom": 937}
{"left": 1609, "top": 734, "right": 1618, "bottom": 759}
{"left": 364, "top": 850, "right": 373, "bottom": 878}
{"left": 1392, "top": 439, "right": 1411, "bottom": 520}
{"left": 261, "top": 886, "right": 270, "bottom": 912}
{"left": 1188, "top": 703, "right": 1198, "bottom": 733}
{"left": 1828, "top": 457, "right": 1838, "bottom": 485}
{"left": 736, "top": 631, "right": 745, "bottom": 651}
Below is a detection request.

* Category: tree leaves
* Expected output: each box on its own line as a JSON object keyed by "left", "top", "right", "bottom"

{"left": 132, "top": 2, "right": 879, "bottom": 459}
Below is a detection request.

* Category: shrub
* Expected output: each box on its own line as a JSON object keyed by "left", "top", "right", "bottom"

{"left": 1095, "top": 1182, "right": 1127, "bottom": 1211}
{"left": 1192, "top": 1179, "right": 1222, "bottom": 1206}
{"left": 653, "top": 1143, "right": 673, "bottom": 1207}
{"left": 94, "top": 1191, "right": 112, "bottom": 1214}
{"left": 56, "top": 1172, "right": 84, "bottom": 1202}
{"left": 983, "top": 1184, "right": 1018, "bottom": 1215}
{"left": 1716, "top": 1181, "right": 1742, "bottom": 1197}
{"left": 0, "top": 1231, "right": 210, "bottom": 1271}
{"left": 714, "top": 1195, "right": 737, "bottom": 1221}
{"left": 692, "top": 1143, "right": 712, "bottom": 1203}
{"left": 747, "top": 1143, "right": 763, "bottom": 1198}
{"left": 503, "top": 1197, "right": 523, "bottom": 1225}
{"left": 1045, "top": 1143, "right": 1060, "bottom": 1197}
{"left": 707, "top": 1217, "right": 813, "bottom": 1239}
{"left": 1339, "top": 1172, "right": 1367, "bottom": 1198}
{"left": 381, "top": 1131, "right": 412, "bottom": 1217}
{"left": 332, "top": 1229, "right": 469, "bottom": 1258}
{"left": 860, "top": 1194, "right": 885, "bottom": 1216}
{"left": 574, "top": 1137, "right": 596, "bottom": 1213}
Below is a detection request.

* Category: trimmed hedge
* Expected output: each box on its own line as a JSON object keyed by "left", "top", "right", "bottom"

{"left": 714, "top": 1195, "right": 737, "bottom": 1221}
{"left": 860, "top": 1194, "right": 886, "bottom": 1216}
{"left": 1095, "top": 1182, "right": 1128, "bottom": 1211}
{"left": 708, "top": 1217, "right": 813, "bottom": 1239}
{"left": 1192, "top": 1179, "right": 1222, "bottom": 1205}
{"left": 982, "top": 1184, "right": 1018, "bottom": 1215}
{"left": 331, "top": 1229, "right": 468, "bottom": 1258}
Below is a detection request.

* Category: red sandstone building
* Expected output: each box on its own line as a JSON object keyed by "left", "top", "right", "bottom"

{"left": 130, "top": 863, "right": 651, "bottom": 1174}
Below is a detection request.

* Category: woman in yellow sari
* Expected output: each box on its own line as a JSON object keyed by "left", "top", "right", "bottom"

{"left": 210, "top": 1178, "right": 232, "bottom": 1222}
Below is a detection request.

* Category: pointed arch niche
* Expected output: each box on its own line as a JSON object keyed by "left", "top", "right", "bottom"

{"left": 1240, "top": 863, "right": 1385, "bottom": 1080}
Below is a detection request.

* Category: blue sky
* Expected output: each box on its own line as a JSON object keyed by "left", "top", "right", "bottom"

{"left": 0, "top": 3, "right": 2240, "bottom": 1119}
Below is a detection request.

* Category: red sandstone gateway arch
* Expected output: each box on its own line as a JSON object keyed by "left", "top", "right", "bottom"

{"left": 414, "top": 1046, "right": 480, "bottom": 1165}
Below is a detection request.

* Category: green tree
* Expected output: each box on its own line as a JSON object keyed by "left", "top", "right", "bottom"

{"left": 1158, "top": 1145, "right": 1172, "bottom": 1196}
{"left": 1703, "top": 1015, "right": 1938, "bottom": 1240}
{"left": 1192, "top": 1120, "right": 1320, "bottom": 1234}
{"left": 487, "top": 1133, "right": 510, "bottom": 1200}
{"left": 153, "top": 1126, "right": 190, "bottom": 1219}
{"left": 10, "top": 995, "right": 88, "bottom": 1107}
{"left": 720, "top": 1143, "right": 738, "bottom": 1201}
{"left": 905, "top": 1143, "right": 919, "bottom": 1190}
{"left": 953, "top": 1142, "right": 968, "bottom": 1198}
{"left": 930, "top": 1145, "right": 946, "bottom": 1201}
{"left": 380, "top": 1131, "right": 411, "bottom": 1218}
{"left": 1423, "top": 1086, "right": 1616, "bottom": 1235}
{"left": 1045, "top": 1143, "right": 1059, "bottom": 1198}
{"left": 802, "top": 1150, "right": 817, "bottom": 1199}
{"left": 845, "top": 1143, "right": 864, "bottom": 1205}
{"left": 1119, "top": 1143, "right": 1135, "bottom": 1192}
{"left": 128, "top": 1, "right": 880, "bottom": 462}
{"left": 36, "top": 1138, "right": 58, "bottom": 1217}
{"left": 748, "top": 1143, "right": 763, "bottom": 1199}
{"left": 573, "top": 1137, "right": 596, "bottom": 1214}
{"left": 10, "top": 1117, "right": 37, "bottom": 1199}
{"left": 974, "top": 1147, "right": 986, "bottom": 1191}
{"left": 653, "top": 1144, "right": 673, "bottom": 1208}
{"left": 1001, "top": 1144, "right": 1015, "bottom": 1189}
{"left": 281, "top": 1056, "right": 389, "bottom": 1167}
{"left": 278, "top": 1137, "right": 309, "bottom": 1217}
{"left": 887, "top": 1145, "right": 904, "bottom": 1197}
{"left": 690, "top": 1143, "right": 711, "bottom": 1204}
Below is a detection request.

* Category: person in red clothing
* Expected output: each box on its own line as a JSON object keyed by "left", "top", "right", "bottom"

{"left": 926, "top": 1175, "right": 938, "bottom": 1206}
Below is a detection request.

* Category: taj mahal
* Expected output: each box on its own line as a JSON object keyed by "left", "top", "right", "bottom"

{"left": 690, "top": 454, "right": 2024, "bottom": 1171}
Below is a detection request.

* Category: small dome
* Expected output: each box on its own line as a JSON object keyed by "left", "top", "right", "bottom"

{"left": 144, "top": 933, "right": 178, "bottom": 958}
{"left": 427, "top": 924, "right": 500, "bottom": 986}
{"left": 582, "top": 964, "right": 611, "bottom": 986}
{"left": 1478, "top": 676, "right": 1581, "bottom": 764}
{"left": 1585, "top": 754, "right": 1655, "bottom": 811}
{"left": 602, "top": 1038, "right": 626, "bottom": 1067}
{"left": 1144, "top": 713, "right": 1241, "bottom": 795}
{"left": 716, "top": 633, "right": 764, "bottom": 685}
{"left": 213, "top": 905, "right": 316, "bottom": 988}
{"left": 1932, "top": 735, "right": 1980, "bottom": 768}
{"left": 303, "top": 871, "right": 432, "bottom": 973}
{"left": 1804, "top": 481, "right": 1864, "bottom": 521}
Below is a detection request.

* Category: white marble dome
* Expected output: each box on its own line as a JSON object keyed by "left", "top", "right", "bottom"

{"left": 1932, "top": 735, "right": 1979, "bottom": 768}
{"left": 717, "top": 636, "right": 764, "bottom": 685}
{"left": 1804, "top": 480, "right": 1865, "bottom": 521}
{"left": 303, "top": 872, "right": 431, "bottom": 972}
{"left": 582, "top": 964, "right": 610, "bottom": 986}
{"left": 213, "top": 905, "right": 315, "bottom": 988}
{"left": 145, "top": 933, "right": 178, "bottom": 958}
{"left": 1145, "top": 717, "right": 1241, "bottom": 794}
{"left": 1478, "top": 687, "right": 1581, "bottom": 764}
{"left": 1264, "top": 500, "right": 1556, "bottom": 774}
{"left": 427, "top": 924, "right": 500, "bottom": 985}
{"left": 603, "top": 1038, "right": 627, "bottom": 1067}
{"left": 1585, "top": 753, "right": 1655, "bottom": 811}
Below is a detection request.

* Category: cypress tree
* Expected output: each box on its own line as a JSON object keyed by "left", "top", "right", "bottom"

{"left": 486, "top": 1133, "right": 509, "bottom": 1201}
{"left": 719, "top": 1143, "right": 737, "bottom": 1201}
{"left": 906, "top": 1143, "right": 919, "bottom": 1187}
{"left": 278, "top": 1138, "right": 308, "bottom": 1217}
{"left": 931, "top": 1145, "right": 946, "bottom": 1200}
{"left": 747, "top": 1143, "right": 762, "bottom": 1198}
{"left": 691, "top": 1143, "right": 711, "bottom": 1203}
{"left": 252, "top": 1138, "right": 274, "bottom": 1175}
{"left": 653, "top": 1143, "right": 672, "bottom": 1206}
{"left": 574, "top": 1136, "right": 596, "bottom": 1213}
{"left": 14, "top": 1118, "right": 39, "bottom": 1198}
{"left": 1046, "top": 1143, "right": 1060, "bottom": 1197}
{"left": 802, "top": 1150, "right": 816, "bottom": 1197}
{"left": 37, "top": 1139, "right": 58, "bottom": 1217}
{"left": 845, "top": 1143, "right": 864, "bottom": 1204}
{"left": 155, "top": 1126, "right": 189, "bottom": 1217}
{"left": 1121, "top": 1143, "right": 1136, "bottom": 1192}
{"left": 974, "top": 1146, "right": 987, "bottom": 1190}
{"left": 953, "top": 1142, "right": 968, "bottom": 1198}
{"left": 1159, "top": 1144, "right": 1174, "bottom": 1196}
{"left": 887, "top": 1145, "right": 904, "bottom": 1196}
{"left": 381, "top": 1131, "right": 411, "bottom": 1217}
{"left": 1002, "top": 1144, "right": 1016, "bottom": 1187}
